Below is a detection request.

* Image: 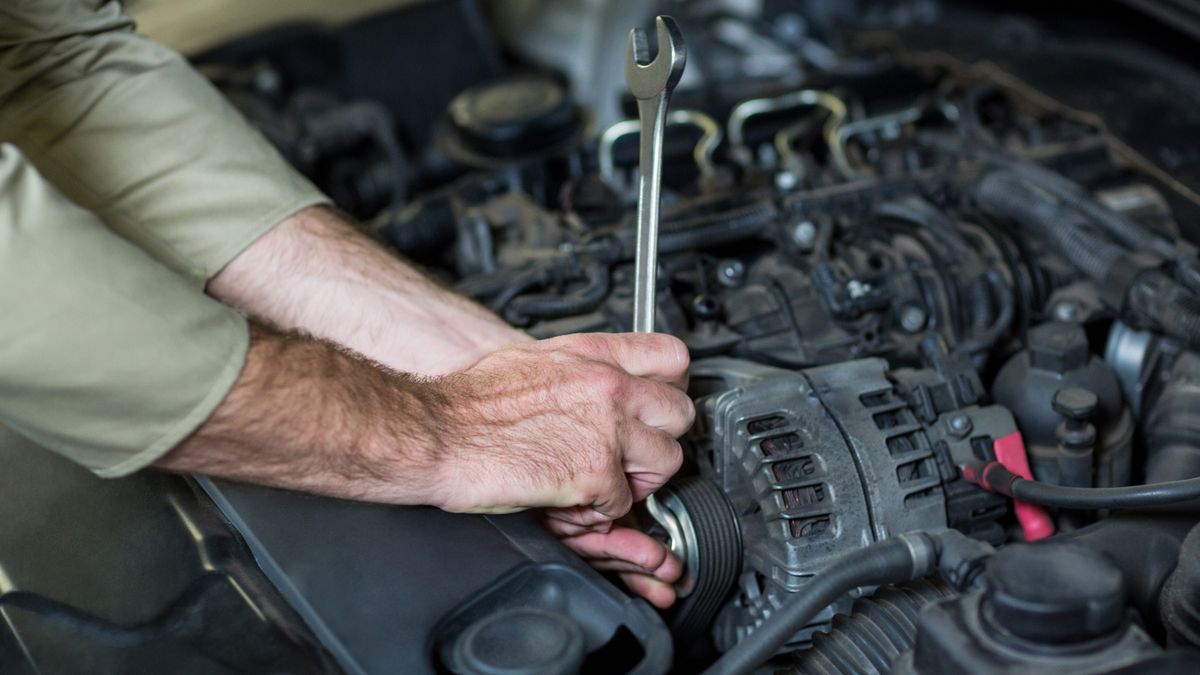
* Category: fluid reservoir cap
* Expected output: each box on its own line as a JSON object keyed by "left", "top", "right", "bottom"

{"left": 453, "top": 607, "right": 585, "bottom": 675}
{"left": 986, "top": 542, "right": 1125, "bottom": 644}
{"left": 448, "top": 74, "right": 580, "bottom": 159}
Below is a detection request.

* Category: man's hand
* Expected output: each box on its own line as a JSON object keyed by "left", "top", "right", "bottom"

{"left": 427, "top": 332, "right": 694, "bottom": 528}
{"left": 157, "top": 329, "right": 692, "bottom": 518}
{"left": 544, "top": 515, "right": 683, "bottom": 608}
{"left": 196, "top": 209, "right": 697, "bottom": 606}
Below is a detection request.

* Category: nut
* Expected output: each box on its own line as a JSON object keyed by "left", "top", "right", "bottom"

{"left": 948, "top": 413, "right": 973, "bottom": 438}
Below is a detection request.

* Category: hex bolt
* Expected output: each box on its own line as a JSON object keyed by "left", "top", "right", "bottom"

{"left": 1054, "top": 300, "right": 1081, "bottom": 322}
{"left": 792, "top": 220, "right": 817, "bottom": 249}
{"left": 899, "top": 304, "right": 928, "bottom": 333}
{"left": 1028, "top": 321, "right": 1090, "bottom": 374}
{"left": 948, "top": 413, "right": 973, "bottom": 438}
{"left": 847, "top": 279, "right": 872, "bottom": 299}
{"left": 716, "top": 259, "right": 746, "bottom": 288}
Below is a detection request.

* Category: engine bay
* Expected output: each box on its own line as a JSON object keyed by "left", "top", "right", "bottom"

{"left": 201, "top": 1, "right": 1200, "bottom": 672}
{"left": 4, "top": 1, "right": 1200, "bottom": 674}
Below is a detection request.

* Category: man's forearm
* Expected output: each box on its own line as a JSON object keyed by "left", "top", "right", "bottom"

{"left": 155, "top": 323, "right": 451, "bottom": 504}
{"left": 207, "top": 206, "right": 529, "bottom": 375}
{"left": 156, "top": 324, "right": 692, "bottom": 518}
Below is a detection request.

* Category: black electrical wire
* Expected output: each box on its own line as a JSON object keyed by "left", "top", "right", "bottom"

{"left": 961, "top": 461, "right": 1200, "bottom": 510}
{"left": 702, "top": 537, "right": 925, "bottom": 675}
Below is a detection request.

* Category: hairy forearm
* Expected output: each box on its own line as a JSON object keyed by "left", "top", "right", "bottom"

{"left": 155, "top": 323, "right": 451, "bottom": 504}
{"left": 207, "top": 206, "right": 529, "bottom": 375}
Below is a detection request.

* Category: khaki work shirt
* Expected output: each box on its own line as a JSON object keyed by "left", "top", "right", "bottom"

{"left": 0, "top": 0, "right": 329, "bottom": 476}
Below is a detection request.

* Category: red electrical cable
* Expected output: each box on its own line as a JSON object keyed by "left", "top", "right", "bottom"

{"left": 989, "top": 432, "right": 1055, "bottom": 541}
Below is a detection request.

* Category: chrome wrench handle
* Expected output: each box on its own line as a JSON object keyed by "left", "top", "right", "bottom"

{"left": 625, "top": 15, "right": 686, "bottom": 333}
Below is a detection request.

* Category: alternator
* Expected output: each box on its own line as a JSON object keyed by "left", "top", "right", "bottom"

{"left": 682, "top": 357, "right": 1014, "bottom": 651}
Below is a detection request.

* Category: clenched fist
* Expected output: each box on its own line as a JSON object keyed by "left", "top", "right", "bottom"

{"left": 426, "top": 332, "right": 694, "bottom": 529}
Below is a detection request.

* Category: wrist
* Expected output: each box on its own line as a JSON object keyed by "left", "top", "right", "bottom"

{"left": 370, "top": 373, "right": 459, "bottom": 508}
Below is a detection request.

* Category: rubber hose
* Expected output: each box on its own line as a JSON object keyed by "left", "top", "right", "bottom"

{"left": 973, "top": 172, "right": 1124, "bottom": 282}
{"left": 376, "top": 196, "right": 456, "bottom": 257}
{"left": 919, "top": 133, "right": 1180, "bottom": 265}
{"left": 1015, "top": 476, "right": 1200, "bottom": 510}
{"left": 996, "top": 142, "right": 1200, "bottom": 296}
{"left": 455, "top": 269, "right": 524, "bottom": 300}
{"left": 703, "top": 537, "right": 923, "bottom": 675}
{"left": 963, "top": 461, "right": 1200, "bottom": 509}
{"left": 976, "top": 169, "right": 1200, "bottom": 350}
{"left": 953, "top": 270, "right": 1013, "bottom": 357}
{"left": 968, "top": 275, "right": 995, "bottom": 337}
{"left": 876, "top": 196, "right": 971, "bottom": 259}
{"left": 504, "top": 264, "right": 610, "bottom": 325}
{"left": 487, "top": 266, "right": 549, "bottom": 312}
{"left": 1127, "top": 271, "right": 1200, "bottom": 352}
{"left": 995, "top": 151, "right": 1177, "bottom": 261}
{"left": 789, "top": 579, "right": 956, "bottom": 675}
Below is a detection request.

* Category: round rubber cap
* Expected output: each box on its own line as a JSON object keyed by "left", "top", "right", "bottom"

{"left": 986, "top": 542, "right": 1125, "bottom": 644}
{"left": 448, "top": 75, "right": 579, "bottom": 159}
{"left": 453, "top": 607, "right": 585, "bottom": 675}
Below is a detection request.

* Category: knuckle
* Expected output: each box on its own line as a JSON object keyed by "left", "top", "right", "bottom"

{"left": 605, "top": 481, "right": 633, "bottom": 515}
{"left": 583, "top": 439, "right": 618, "bottom": 476}
{"left": 568, "top": 333, "right": 611, "bottom": 360}
{"left": 576, "top": 470, "right": 608, "bottom": 501}
{"left": 589, "top": 365, "right": 627, "bottom": 398}
{"left": 595, "top": 451, "right": 618, "bottom": 477}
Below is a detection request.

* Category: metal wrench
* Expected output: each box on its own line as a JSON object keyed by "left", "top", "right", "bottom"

{"left": 626, "top": 16, "right": 694, "bottom": 594}
{"left": 625, "top": 15, "right": 686, "bottom": 333}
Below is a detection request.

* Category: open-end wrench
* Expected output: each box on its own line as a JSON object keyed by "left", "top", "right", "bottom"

{"left": 626, "top": 16, "right": 693, "bottom": 595}
{"left": 626, "top": 15, "right": 686, "bottom": 333}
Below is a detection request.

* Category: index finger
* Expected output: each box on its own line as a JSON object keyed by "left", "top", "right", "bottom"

{"left": 574, "top": 332, "right": 690, "bottom": 388}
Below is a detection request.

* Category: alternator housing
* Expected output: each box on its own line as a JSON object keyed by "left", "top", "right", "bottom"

{"left": 687, "top": 357, "right": 1013, "bottom": 651}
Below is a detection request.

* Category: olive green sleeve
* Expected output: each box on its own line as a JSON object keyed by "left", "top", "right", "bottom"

{"left": 0, "top": 144, "right": 248, "bottom": 477}
{"left": 0, "top": 0, "right": 330, "bottom": 285}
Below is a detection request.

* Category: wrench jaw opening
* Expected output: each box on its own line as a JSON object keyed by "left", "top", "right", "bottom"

{"left": 625, "top": 16, "right": 688, "bottom": 101}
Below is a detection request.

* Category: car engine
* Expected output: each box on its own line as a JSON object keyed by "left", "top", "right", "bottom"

{"left": 203, "top": 0, "right": 1200, "bottom": 672}
{"left": 4, "top": 1, "right": 1200, "bottom": 674}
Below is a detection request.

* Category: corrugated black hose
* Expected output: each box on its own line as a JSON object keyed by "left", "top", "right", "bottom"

{"left": 973, "top": 171, "right": 1200, "bottom": 350}
{"left": 702, "top": 530, "right": 993, "bottom": 675}
{"left": 972, "top": 171, "right": 1125, "bottom": 283}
